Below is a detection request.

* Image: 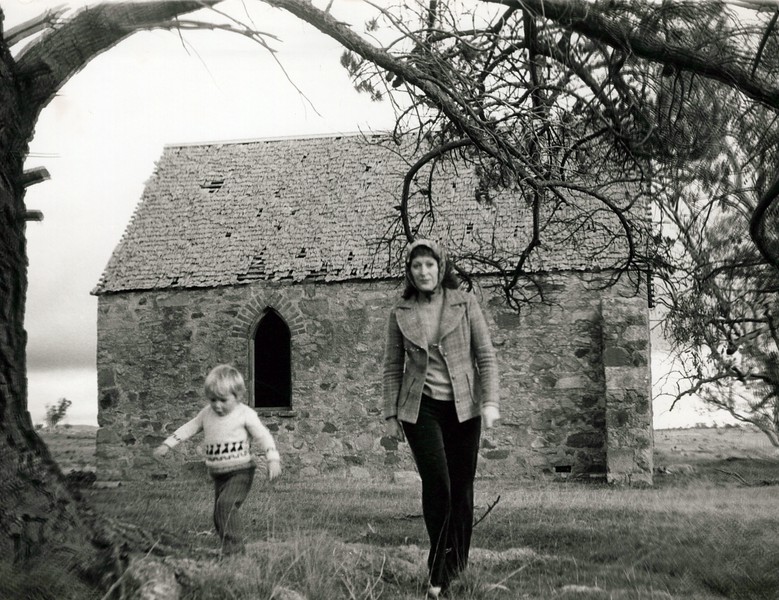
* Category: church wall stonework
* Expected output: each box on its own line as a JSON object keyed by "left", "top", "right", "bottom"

{"left": 95, "top": 273, "right": 650, "bottom": 483}
{"left": 602, "top": 297, "right": 653, "bottom": 484}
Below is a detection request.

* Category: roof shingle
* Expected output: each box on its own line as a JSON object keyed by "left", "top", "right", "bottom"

{"left": 93, "top": 133, "right": 644, "bottom": 294}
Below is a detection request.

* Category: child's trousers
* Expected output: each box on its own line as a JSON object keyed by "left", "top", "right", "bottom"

{"left": 212, "top": 465, "right": 256, "bottom": 554}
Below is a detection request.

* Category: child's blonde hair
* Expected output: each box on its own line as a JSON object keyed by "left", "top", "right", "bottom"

{"left": 204, "top": 364, "right": 246, "bottom": 400}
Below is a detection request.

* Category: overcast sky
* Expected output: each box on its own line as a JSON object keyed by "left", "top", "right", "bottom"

{"left": 8, "top": 0, "right": 730, "bottom": 428}
{"left": 9, "top": 0, "right": 396, "bottom": 425}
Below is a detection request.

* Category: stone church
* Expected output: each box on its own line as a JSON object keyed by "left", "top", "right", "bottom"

{"left": 92, "top": 133, "right": 653, "bottom": 484}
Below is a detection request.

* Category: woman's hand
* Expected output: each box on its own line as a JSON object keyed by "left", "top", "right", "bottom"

{"left": 482, "top": 406, "right": 501, "bottom": 429}
{"left": 384, "top": 417, "right": 405, "bottom": 442}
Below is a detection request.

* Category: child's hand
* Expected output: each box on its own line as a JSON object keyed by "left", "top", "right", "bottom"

{"left": 267, "top": 459, "right": 282, "bottom": 481}
{"left": 153, "top": 444, "right": 170, "bottom": 460}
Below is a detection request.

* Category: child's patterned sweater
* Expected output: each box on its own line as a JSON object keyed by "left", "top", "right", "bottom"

{"left": 162, "top": 404, "right": 279, "bottom": 473}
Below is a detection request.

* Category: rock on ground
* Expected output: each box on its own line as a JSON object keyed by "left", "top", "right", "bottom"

{"left": 124, "top": 541, "right": 540, "bottom": 599}
{"left": 126, "top": 556, "right": 180, "bottom": 600}
{"left": 271, "top": 586, "right": 307, "bottom": 600}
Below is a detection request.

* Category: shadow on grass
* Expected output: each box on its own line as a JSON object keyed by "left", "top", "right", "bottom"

{"left": 0, "top": 550, "right": 103, "bottom": 600}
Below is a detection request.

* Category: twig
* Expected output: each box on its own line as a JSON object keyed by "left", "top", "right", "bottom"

{"left": 715, "top": 468, "right": 779, "bottom": 487}
{"left": 473, "top": 495, "right": 500, "bottom": 528}
{"left": 751, "top": 8, "right": 779, "bottom": 77}
{"left": 714, "top": 468, "right": 749, "bottom": 485}
{"left": 483, "top": 560, "right": 535, "bottom": 593}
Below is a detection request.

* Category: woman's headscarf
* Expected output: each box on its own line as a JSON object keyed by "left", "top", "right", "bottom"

{"left": 404, "top": 239, "right": 447, "bottom": 293}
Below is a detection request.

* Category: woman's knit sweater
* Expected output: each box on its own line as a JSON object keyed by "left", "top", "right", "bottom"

{"left": 162, "top": 403, "right": 279, "bottom": 474}
{"left": 416, "top": 290, "right": 454, "bottom": 400}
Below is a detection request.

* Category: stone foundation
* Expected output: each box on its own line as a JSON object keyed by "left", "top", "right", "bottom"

{"left": 95, "top": 273, "right": 652, "bottom": 483}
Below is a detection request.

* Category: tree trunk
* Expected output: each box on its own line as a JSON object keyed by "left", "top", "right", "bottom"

{"left": 0, "top": 2, "right": 220, "bottom": 588}
{"left": 0, "top": 17, "right": 104, "bottom": 575}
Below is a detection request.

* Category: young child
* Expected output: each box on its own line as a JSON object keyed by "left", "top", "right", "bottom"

{"left": 153, "top": 364, "right": 281, "bottom": 555}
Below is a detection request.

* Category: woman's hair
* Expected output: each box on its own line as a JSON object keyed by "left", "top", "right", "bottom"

{"left": 402, "top": 244, "right": 460, "bottom": 299}
{"left": 204, "top": 364, "right": 246, "bottom": 400}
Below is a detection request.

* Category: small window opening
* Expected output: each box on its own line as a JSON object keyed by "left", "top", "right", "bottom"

{"left": 466, "top": 223, "right": 474, "bottom": 234}
{"left": 201, "top": 179, "right": 224, "bottom": 192}
{"left": 297, "top": 247, "right": 307, "bottom": 258}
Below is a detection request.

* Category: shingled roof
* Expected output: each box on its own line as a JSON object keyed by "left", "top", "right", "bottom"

{"left": 93, "top": 133, "right": 644, "bottom": 294}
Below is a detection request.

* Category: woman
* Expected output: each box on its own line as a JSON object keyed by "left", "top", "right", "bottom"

{"left": 383, "top": 239, "right": 500, "bottom": 598}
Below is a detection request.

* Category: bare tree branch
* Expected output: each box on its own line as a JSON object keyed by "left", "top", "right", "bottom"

{"left": 15, "top": 1, "right": 221, "bottom": 116}
{"left": 485, "top": 0, "right": 779, "bottom": 112}
{"left": 3, "top": 4, "right": 66, "bottom": 47}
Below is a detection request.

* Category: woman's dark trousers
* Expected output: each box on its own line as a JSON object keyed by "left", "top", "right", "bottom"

{"left": 402, "top": 396, "right": 481, "bottom": 589}
{"left": 212, "top": 466, "right": 255, "bottom": 554}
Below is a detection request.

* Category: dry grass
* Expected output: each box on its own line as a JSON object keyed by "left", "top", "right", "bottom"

{"left": 38, "top": 424, "right": 97, "bottom": 473}
{"left": 30, "top": 426, "right": 779, "bottom": 599}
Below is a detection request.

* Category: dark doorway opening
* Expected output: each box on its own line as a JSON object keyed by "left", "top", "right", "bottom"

{"left": 253, "top": 308, "right": 291, "bottom": 409}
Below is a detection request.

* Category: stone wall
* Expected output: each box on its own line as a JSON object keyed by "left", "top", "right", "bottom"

{"left": 602, "top": 298, "right": 653, "bottom": 484}
{"left": 95, "top": 273, "right": 651, "bottom": 482}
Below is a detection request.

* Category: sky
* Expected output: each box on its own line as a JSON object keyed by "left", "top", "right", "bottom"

{"left": 9, "top": 0, "right": 397, "bottom": 425}
{"left": 6, "top": 0, "right": 735, "bottom": 428}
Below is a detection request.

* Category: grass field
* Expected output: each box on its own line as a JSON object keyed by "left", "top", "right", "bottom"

{"left": 39, "top": 424, "right": 97, "bottom": 472}
{"left": 28, "top": 425, "right": 779, "bottom": 599}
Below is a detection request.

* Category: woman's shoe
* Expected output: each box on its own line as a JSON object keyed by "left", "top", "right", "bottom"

{"left": 426, "top": 585, "right": 443, "bottom": 599}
